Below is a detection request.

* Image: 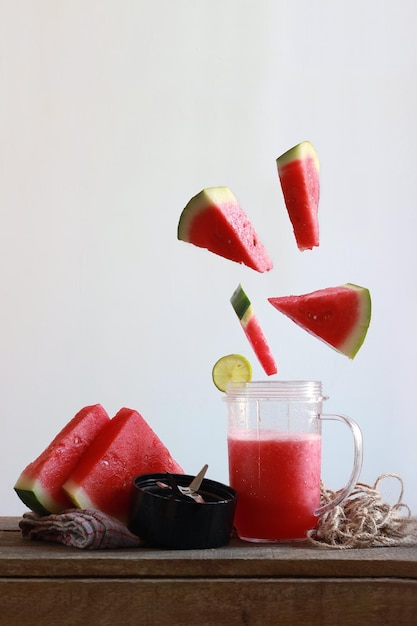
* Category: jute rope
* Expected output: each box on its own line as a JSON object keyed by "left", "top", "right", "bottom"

{"left": 307, "top": 473, "right": 417, "bottom": 549}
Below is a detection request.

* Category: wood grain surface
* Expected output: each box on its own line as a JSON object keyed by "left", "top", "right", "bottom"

{"left": 2, "top": 517, "right": 417, "bottom": 625}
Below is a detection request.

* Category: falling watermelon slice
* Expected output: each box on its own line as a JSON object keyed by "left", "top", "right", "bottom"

{"left": 14, "top": 404, "right": 111, "bottom": 515}
{"left": 177, "top": 186, "right": 273, "bottom": 273}
{"left": 231, "top": 283, "right": 277, "bottom": 376}
{"left": 276, "top": 141, "right": 320, "bottom": 251}
{"left": 63, "top": 407, "right": 184, "bottom": 522}
{"left": 268, "top": 283, "right": 371, "bottom": 359}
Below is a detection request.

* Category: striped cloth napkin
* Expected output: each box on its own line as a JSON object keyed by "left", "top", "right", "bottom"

{"left": 19, "top": 509, "right": 143, "bottom": 549}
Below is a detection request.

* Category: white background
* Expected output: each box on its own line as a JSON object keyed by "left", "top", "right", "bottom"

{"left": 1, "top": 0, "right": 416, "bottom": 516}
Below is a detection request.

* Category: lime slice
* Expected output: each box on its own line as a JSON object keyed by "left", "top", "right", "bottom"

{"left": 212, "top": 354, "right": 252, "bottom": 392}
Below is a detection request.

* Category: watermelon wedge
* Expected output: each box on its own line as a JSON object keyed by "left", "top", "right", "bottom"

{"left": 177, "top": 187, "right": 273, "bottom": 273}
{"left": 63, "top": 407, "right": 184, "bottom": 523}
{"left": 231, "top": 283, "right": 277, "bottom": 376}
{"left": 14, "top": 404, "right": 110, "bottom": 515}
{"left": 276, "top": 141, "right": 320, "bottom": 251}
{"left": 268, "top": 283, "right": 371, "bottom": 359}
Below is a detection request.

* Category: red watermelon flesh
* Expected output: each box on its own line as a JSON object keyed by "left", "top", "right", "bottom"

{"left": 14, "top": 404, "right": 110, "bottom": 515}
{"left": 231, "top": 283, "right": 277, "bottom": 376}
{"left": 63, "top": 407, "right": 184, "bottom": 523}
{"left": 177, "top": 187, "right": 273, "bottom": 273}
{"left": 268, "top": 283, "right": 371, "bottom": 359}
{"left": 276, "top": 141, "right": 320, "bottom": 251}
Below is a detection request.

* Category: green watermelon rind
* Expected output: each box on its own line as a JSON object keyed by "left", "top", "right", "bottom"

{"left": 230, "top": 283, "right": 251, "bottom": 321}
{"left": 14, "top": 481, "right": 58, "bottom": 516}
{"left": 61, "top": 481, "right": 94, "bottom": 510}
{"left": 276, "top": 140, "right": 320, "bottom": 171}
{"left": 177, "top": 187, "right": 236, "bottom": 241}
{"left": 338, "top": 283, "right": 372, "bottom": 358}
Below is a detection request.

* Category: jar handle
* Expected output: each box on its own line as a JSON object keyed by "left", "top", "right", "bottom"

{"left": 316, "top": 414, "right": 363, "bottom": 516}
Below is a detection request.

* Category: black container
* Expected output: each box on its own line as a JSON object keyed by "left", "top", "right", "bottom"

{"left": 128, "top": 473, "right": 237, "bottom": 549}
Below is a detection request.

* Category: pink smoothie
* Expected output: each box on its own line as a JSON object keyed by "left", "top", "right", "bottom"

{"left": 228, "top": 431, "right": 322, "bottom": 541}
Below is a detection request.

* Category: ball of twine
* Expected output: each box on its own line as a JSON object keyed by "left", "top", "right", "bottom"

{"left": 307, "top": 473, "right": 417, "bottom": 549}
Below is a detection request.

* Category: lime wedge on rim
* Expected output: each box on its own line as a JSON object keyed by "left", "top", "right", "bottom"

{"left": 212, "top": 354, "right": 252, "bottom": 392}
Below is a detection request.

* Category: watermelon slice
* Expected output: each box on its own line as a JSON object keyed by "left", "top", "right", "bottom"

{"left": 63, "top": 407, "right": 184, "bottom": 522}
{"left": 231, "top": 283, "right": 277, "bottom": 376}
{"left": 14, "top": 404, "right": 110, "bottom": 515}
{"left": 276, "top": 141, "right": 320, "bottom": 251}
{"left": 177, "top": 186, "right": 273, "bottom": 273}
{"left": 268, "top": 283, "right": 371, "bottom": 359}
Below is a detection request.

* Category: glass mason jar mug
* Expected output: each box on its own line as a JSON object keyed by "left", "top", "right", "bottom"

{"left": 225, "top": 381, "right": 363, "bottom": 542}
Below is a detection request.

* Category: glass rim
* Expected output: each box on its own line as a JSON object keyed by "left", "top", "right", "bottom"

{"left": 224, "top": 380, "right": 325, "bottom": 401}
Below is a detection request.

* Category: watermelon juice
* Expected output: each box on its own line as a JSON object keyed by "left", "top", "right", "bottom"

{"left": 228, "top": 430, "right": 322, "bottom": 541}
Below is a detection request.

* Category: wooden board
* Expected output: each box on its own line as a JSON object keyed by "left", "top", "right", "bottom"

{"left": 2, "top": 578, "right": 417, "bottom": 626}
{"left": 2, "top": 518, "right": 417, "bottom": 625}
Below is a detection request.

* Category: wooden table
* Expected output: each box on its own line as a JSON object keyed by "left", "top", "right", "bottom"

{"left": 1, "top": 517, "right": 417, "bottom": 625}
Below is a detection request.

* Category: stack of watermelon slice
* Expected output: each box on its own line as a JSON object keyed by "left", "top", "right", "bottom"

{"left": 177, "top": 140, "right": 371, "bottom": 373}
{"left": 14, "top": 405, "right": 183, "bottom": 522}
